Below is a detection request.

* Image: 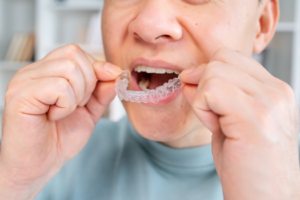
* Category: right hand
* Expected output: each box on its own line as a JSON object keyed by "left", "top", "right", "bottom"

{"left": 0, "top": 44, "right": 122, "bottom": 199}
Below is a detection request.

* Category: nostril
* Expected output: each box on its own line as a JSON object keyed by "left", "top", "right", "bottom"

{"left": 155, "top": 35, "right": 171, "bottom": 40}
{"left": 134, "top": 33, "right": 141, "bottom": 39}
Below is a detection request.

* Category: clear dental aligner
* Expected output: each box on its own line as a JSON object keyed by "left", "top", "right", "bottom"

{"left": 115, "top": 70, "right": 183, "bottom": 104}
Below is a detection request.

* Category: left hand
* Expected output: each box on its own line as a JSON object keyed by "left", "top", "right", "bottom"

{"left": 180, "top": 47, "right": 300, "bottom": 200}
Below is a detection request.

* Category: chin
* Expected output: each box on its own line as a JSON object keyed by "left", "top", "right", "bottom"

{"left": 123, "top": 94, "right": 198, "bottom": 142}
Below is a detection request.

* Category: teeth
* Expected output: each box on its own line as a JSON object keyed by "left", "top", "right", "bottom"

{"left": 146, "top": 67, "right": 155, "bottom": 73}
{"left": 134, "top": 65, "right": 180, "bottom": 75}
{"left": 166, "top": 69, "right": 173, "bottom": 74}
{"left": 155, "top": 68, "right": 166, "bottom": 74}
{"left": 138, "top": 77, "right": 150, "bottom": 92}
{"left": 140, "top": 65, "right": 146, "bottom": 72}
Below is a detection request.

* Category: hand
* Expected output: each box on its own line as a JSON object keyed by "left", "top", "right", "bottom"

{"left": 180, "top": 48, "right": 300, "bottom": 200}
{"left": 0, "top": 44, "right": 122, "bottom": 200}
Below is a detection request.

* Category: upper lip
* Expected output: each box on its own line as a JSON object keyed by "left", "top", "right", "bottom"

{"left": 130, "top": 58, "right": 182, "bottom": 73}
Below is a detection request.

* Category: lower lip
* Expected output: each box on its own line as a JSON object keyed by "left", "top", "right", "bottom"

{"left": 129, "top": 74, "right": 182, "bottom": 106}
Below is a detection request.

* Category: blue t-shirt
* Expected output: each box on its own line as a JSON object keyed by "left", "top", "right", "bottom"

{"left": 36, "top": 117, "right": 300, "bottom": 200}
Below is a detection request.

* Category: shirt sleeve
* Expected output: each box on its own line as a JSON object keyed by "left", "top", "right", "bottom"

{"left": 35, "top": 185, "right": 51, "bottom": 200}
{"left": 34, "top": 118, "right": 122, "bottom": 200}
{"left": 34, "top": 152, "right": 84, "bottom": 200}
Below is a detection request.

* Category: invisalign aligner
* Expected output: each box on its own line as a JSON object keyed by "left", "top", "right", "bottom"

{"left": 115, "top": 70, "right": 183, "bottom": 104}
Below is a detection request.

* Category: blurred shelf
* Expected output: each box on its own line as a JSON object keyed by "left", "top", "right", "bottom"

{"left": 50, "top": 1, "right": 103, "bottom": 11}
{"left": 0, "top": 61, "right": 31, "bottom": 71}
{"left": 276, "top": 22, "right": 296, "bottom": 32}
{"left": 45, "top": 43, "right": 103, "bottom": 53}
{"left": 76, "top": 44, "right": 103, "bottom": 53}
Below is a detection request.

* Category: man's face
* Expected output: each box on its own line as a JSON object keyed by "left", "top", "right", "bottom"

{"left": 102, "top": 0, "right": 260, "bottom": 142}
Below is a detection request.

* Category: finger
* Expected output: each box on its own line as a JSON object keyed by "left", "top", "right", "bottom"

{"left": 93, "top": 61, "right": 122, "bottom": 81}
{"left": 44, "top": 44, "right": 95, "bottom": 63}
{"left": 197, "top": 61, "right": 265, "bottom": 96}
{"left": 78, "top": 61, "right": 122, "bottom": 106}
{"left": 179, "top": 64, "right": 206, "bottom": 85}
{"left": 181, "top": 61, "right": 266, "bottom": 97}
{"left": 45, "top": 45, "right": 122, "bottom": 98}
{"left": 45, "top": 45, "right": 97, "bottom": 101}
{"left": 43, "top": 45, "right": 122, "bottom": 81}
{"left": 85, "top": 81, "right": 116, "bottom": 123}
{"left": 20, "top": 59, "right": 122, "bottom": 107}
{"left": 211, "top": 47, "right": 273, "bottom": 83}
{"left": 181, "top": 75, "right": 226, "bottom": 160}
{"left": 14, "top": 77, "right": 77, "bottom": 122}
{"left": 181, "top": 84, "right": 198, "bottom": 105}
{"left": 20, "top": 59, "right": 86, "bottom": 105}
{"left": 192, "top": 78, "right": 250, "bottom": 139}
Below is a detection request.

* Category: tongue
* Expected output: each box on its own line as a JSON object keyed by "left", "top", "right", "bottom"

{"left": 149, "top": 74, "right": 178, "bottom": 90}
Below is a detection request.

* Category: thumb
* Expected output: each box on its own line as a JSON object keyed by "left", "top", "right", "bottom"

{"left": 182, "top": 83, "right": 221, "bottom": 134}
{"left": 179, "top": 64, "right": 206, "bottom": 85}
{"left": 85, "top": 80, "right": 117, "bottom": 123}
{"left": 181, "top": 84, "right": 197, "bottom": 105}
{"left": 94, "top": 61, "right": 122, "bottom": 81}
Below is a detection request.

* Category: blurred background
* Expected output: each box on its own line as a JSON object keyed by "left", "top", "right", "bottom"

{"left": 0, "top": 0, "right": 299, "bottom": 138}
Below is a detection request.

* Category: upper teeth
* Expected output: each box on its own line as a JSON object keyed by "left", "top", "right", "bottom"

{"left": 134, "top": 65, "right": 180, "bottom": 75}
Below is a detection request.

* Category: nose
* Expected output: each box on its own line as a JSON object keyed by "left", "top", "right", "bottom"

{"left": 128, "top": 1, "right": 183, "bottom": 45}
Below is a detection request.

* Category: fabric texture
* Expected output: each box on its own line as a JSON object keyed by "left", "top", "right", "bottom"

{"left": 35, "top": 117, "right": 300, "bottom": 200}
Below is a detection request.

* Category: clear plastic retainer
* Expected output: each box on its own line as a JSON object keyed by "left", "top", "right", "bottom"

{"left": 115, "top": 70, "right": 183, "bottom": 104}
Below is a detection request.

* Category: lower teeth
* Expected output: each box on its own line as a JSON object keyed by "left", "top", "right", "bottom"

{"left": 138, "top": 77, "right": 150, "bottom": 92}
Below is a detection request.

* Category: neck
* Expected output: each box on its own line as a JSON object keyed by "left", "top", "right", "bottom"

{"left": 161, "top": 125, "right": 213, "bottom": 149}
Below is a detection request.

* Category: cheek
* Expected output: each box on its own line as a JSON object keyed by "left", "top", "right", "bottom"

{"left": 183, "top": 6, "right": 256, "bottom": 56}
{"left": 102, "top": 7, "right": 134, "bottom": 63}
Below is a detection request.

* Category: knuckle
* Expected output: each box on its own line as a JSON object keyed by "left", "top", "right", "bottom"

{"left": 279, "top": 81, "right": 294, "bottom": 98}
{"left": 201, "top": 78, "right": 222, "bottom": 95}
{"left": 64, "top": 43, "right": 82, "bottom": 57}
{"left": 58, "top": 78, "right": 69, "bottom": 89}
{"left": 192, "top": 102, "right": 200, "bottom": 112}
{"left": 253, "top": 102, "right": 273, "bottom": 129}
{"left": 207, "top": 61, "right": 222, "bottom": 71}
{"left": 270, "top": 80, "right": 295, "bottom": 109}
{"left": 52, "top": 77, "right": 76, "bottom": 99}
{"left": 5, "top": 86, "right": 14, "bottom": 102}
{"left": 253, "top": 102, "right": 280, "bottom": 142}
{"left": 5, "top": 81, "right": 24, "bottom": 102}
{"left": 52, "top": 78, "right": 70, "bottom": 92}
{"left": 271, "top": 91, "right": 285, "bottom": 106}
{"left": 272, "top": 93, "right": 291, "bottom": 115}
{"left": 52, "top": 78, "right": 76, "bottom": 105}
{"left": 203, "top": 61, "right": 223, "bottom": 79}
{"left": 65, "top": 94, "right": 77, "bottom": 108}
{"left": 256, "top": 103, "right": 270, "bottom": 121}
{"left": 205, "top": 77, "right": 222, "bottom": 88}
{"left": 63, "top": 59, "right": 80, "bottom": 74}
{"left": 212, "top": 47, "right": 228, "bottom": 61}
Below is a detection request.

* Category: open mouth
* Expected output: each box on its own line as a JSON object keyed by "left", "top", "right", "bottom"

{"left": 132, "top": 65, "right": 180, "bottom": 91}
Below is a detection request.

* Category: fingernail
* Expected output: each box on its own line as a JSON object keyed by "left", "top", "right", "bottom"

{"left": 180, "top": 67, "right": 196, "bottom": 77}
{"left": 79, "top": 94, "right": 91, "bottom": 107}
{"left": 104, "top": 63, "right": 122, "bottom": 75}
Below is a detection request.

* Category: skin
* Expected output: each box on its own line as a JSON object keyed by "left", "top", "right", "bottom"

{"left": 0, "top": 0, "right": 299, "bottom": 200}
{"left": 102, "top": 0, "right": 270, "bottom": 147}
